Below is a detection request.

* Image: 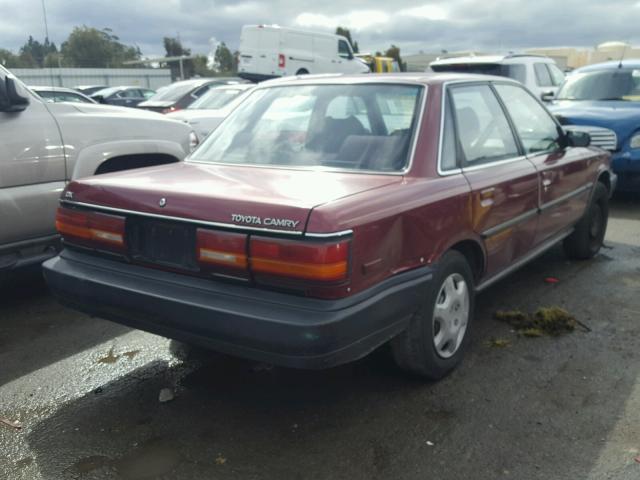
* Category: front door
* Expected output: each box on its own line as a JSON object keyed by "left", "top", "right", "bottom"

{"left": 0, "top": 69, "right": 66, "bottom": 248}
{"left": 494, "top": 83, "right": 591, "bottom": 246}
{"left": 447, "top": 83, "right": 539, "bottom": 277}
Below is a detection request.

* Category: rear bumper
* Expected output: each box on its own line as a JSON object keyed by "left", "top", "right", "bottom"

{"left": 43, "top": 250, "right": 432, "bottom": 369}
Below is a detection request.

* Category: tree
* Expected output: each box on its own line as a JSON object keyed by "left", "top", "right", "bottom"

{"left": 163, "top": 36, "right": 194, "bottom": 79}
{"left": 335, "top": 27, "right": 359, "bottom": 53}
{"left": 385, "top": 45, "right": 406, "bottom": 72}
{"left": 214, "top": 42, "right": 234, "bottom": 72}
{"left": 60, "top": 26, "right": 141, "bottom": 67}
{"left": 19, "top": 36, "right": 57, "bottom": 68}
{"left": 0, "top": 48, "right": 24, "bottom": 68}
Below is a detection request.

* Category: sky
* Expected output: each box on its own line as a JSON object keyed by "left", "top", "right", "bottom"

{"left": 2, "top": 0, "right": 640, "bottom": 58}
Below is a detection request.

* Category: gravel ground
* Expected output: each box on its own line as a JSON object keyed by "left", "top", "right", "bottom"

{"left": 1, "top": 195, "right": 639, "bottom": 480}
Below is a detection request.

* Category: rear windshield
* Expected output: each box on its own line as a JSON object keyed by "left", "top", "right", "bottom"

{"left": 189, "top": 84, "right": 423, "bottom": 173}
{"left": 431, "top": 63, "right": 527, "bottom": 84}
{"left": 147, "top": 82, "right": 200, "bottom": 102}
{"left": 188, "top": 87, "right": 247, "bottom": 110}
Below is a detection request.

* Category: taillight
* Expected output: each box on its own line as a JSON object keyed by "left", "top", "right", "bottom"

{"left": 56, "top": 207, "right": 125, "bottom": 252}
{"left": 250, "top": 237, "right": 350, "bottom": 283}
{"left": 278, "top": 54, "right": 286, "bottom": 69}
{"left": 196, "top": 229, "right": 247, "bottom": 271}
{"left": 162, "top": 106, "right": 180, "bottom": 114}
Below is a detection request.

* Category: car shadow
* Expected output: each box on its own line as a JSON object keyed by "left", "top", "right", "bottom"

{"left": 21, "top": 235, "right": 640, "bottom": 479}
{"left": 0, "top": 268, "right": 130, "bottom": 387}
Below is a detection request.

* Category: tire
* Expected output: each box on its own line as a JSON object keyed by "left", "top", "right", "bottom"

{"left": 296, "top": 69, "right": 309, "bottom": 75}
{"left": 563, "top": 182, "right": 609, "bottom": 260}
{"left": 391, "top": 251, "right": 475, "bottom": 380}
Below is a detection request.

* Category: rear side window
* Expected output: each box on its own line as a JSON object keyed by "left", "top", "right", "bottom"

{"left": 440, "top": 95, "right": 458, "bottom": 171}
{"left": 494, "top": 83, "right": 561, "bottom": 154}
{"left": 506, "top": 64, "right": 526, "bottom": 84}
{"left": 448, "top": 84, "right": 519, "bottom": 165}
{"left": 534, "top": 63, "right": 553, "bottom": 87}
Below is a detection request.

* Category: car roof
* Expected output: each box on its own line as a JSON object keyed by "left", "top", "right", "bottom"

{"left": 431, "top": 54, "right": 551, "bottom": 66}
{"left": 30, "top": 86, "right": 80, "bottom": 93}
{"left": 170, "top": 78, "right": 246, "bottom": 88}
{"left": 257, "top": 72, "right": 520, "bottom": 88}
{"left": 575, "top": 60, "right": 640, "bottom": 73}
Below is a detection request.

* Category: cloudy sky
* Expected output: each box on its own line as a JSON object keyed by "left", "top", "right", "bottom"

{"left": 2, "top": 0, "right": 640, "bottom": 57}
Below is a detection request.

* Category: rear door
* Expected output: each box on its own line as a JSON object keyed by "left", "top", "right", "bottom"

{"left": 447, "top": 83, "right": 539, "bottom": 277}
{"left": 494, "top": 83, "right": 591, "bottom": 246}
{"left": 0, "top": 69, "right": 65, "bottom": 248}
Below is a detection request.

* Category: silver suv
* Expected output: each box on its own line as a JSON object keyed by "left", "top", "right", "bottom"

{"left": 430, "top": 54, "right": 565, "bottom": 101}
{"left": 0, "top": 65, "right": 196, "bottom": 276}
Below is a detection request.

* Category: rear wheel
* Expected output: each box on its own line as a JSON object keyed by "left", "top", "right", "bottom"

{"left": 391, "top": 251, "right": 475, "bottom": 380}
{"left": 296, "top": 69, "right": 309, "bottom": 75}
{"left": 563, "top": 182, "right": 609, "bottom": 260}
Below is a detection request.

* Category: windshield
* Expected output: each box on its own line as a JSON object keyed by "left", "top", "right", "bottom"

{"left": 431, "top": 63, "right": 527, "bottom": 84}
{"left": 557, "top": 69, "right": 640, "bottom": 101}
{"left": 188, "top": 87, "right": 247, "bottom": 110}
{"left": 147, "top": 82, "right": 200, "bottom": 102}
{"left": 189, "top": 84, "right": 423, "bottom": 173}
{"left": 91, "top": 87, "right": 122, "bottom": 97}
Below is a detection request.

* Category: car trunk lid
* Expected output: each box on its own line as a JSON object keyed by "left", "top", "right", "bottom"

{"left": 65, "top": 162, "right": 401, "bottom": 235}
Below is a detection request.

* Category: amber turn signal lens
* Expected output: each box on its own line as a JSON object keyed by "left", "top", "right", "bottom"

{"left": 250, "top": 237, "right": 350, "bottom": 282}
{"left": 55, "top": 207, "right": 125, "bottom": 251}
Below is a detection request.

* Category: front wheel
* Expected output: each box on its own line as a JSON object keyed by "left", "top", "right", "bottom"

{"left": 563, "top": 182, "right": 609, "bottom": 260}
{"left": 391, "top": 251, "right": 475, "bottom": 380}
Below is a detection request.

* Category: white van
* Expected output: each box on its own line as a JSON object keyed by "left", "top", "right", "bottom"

{"left": 238, "top": 25, "right": 370, "bottom": 81}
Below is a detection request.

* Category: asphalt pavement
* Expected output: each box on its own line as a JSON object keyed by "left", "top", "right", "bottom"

{"left": 1, "top": 196, "right": 639, "bottom": 480}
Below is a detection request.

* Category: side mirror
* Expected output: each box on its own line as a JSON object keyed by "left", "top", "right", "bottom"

{"left": 566, "top": 129, "right": 591, "bottom": 148}
{"left": 0, "top": 76, "right": 30, "bottom": 113}
{"left": 540, "top": 90, "right": 555, "bottom": 102}
{"left": 92, "top": 95, "right": 105, "bottom": 103}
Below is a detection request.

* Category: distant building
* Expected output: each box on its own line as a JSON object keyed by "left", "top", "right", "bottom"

{"left": 527, "top": 42, "right": 640, "bottom": 70}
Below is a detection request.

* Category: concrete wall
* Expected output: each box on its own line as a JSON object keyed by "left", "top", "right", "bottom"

{"left": 9, "top": 68, "right": 172, "bottom": 89}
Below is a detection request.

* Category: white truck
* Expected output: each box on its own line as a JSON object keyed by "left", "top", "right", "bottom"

{"left": 238, "top": 25, "right": 370, "bottom": 81}
{"left": 0, "top": 65, "right": 196, "bottom": 276}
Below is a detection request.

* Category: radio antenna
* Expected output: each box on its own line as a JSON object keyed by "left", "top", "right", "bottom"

{"left": 618, "top": 42, "right": 628, "bottom": 69}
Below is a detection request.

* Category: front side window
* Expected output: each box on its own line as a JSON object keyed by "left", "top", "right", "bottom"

{"left": 449, "top": 84, "right": 519, "bottom": 165}
{"left": 494, "top": 83, "right": 561, "bottom": 154}
{"left": 534, "top": 63, "right": 553, "bottom": 87}
{"left": 338, "top": 40, "right": 351, "bottom": 58}
{"left": 547, "top": 64, "right": 565, "bottom": 86}
{"left": 189, "top": 84, "right": 423, "bottom": 172}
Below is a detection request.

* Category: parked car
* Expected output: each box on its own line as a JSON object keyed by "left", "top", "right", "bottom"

{"left": 74, "top": 85, "right": 108, "bottom": 96}
{"left": 356, "top": 54, "right": 401, "bottom": 73}
{"left": 166, "top": 84, "right": 255, "bottom": 140}
{"left": 238, "top": 24, "right": 370, "bottom": 81}
{"left": 549, "top": 60, "right": 640, "bottom": 192}
{"left": 0, "top": 65, "right": 197, "bottom": 277}
{"left": 30, "top": 86, "right": 97, "bottom": 104}
{"left": 90, "top": 86, "right": 156, "bottom": 108}
{"left": 430, "top": 54, "right": 565, "bottom": 101}
{"left": 137, "top": 78, "right": 245, "bottom": 114}
{"left": 44, "top": 73, "right": 613, "bottom": 380}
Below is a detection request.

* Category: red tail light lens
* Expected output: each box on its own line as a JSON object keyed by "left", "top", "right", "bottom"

{"left": 56, "top": 207, "right": 125, "bottom": 252}
{"left": 278, "top": 54, "right": 286, "bottom": 68}
{"left": 250, "top": 237, "right": 350, "bottom": 282}
{"left": 196, "top": 229, "right": 247, "bottom": 270}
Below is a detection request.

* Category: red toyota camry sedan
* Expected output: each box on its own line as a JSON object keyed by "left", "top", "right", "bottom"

{"left": 44, "top": 73, "right": 614, "bottom": 379}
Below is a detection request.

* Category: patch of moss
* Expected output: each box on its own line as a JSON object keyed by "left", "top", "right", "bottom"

{"left": 494, "top": 307, "right": 579, "bottom": 337}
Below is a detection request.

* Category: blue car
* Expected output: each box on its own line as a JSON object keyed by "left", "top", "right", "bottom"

{"left": 550, "top": 60, "right": 640, "bottom": 192}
